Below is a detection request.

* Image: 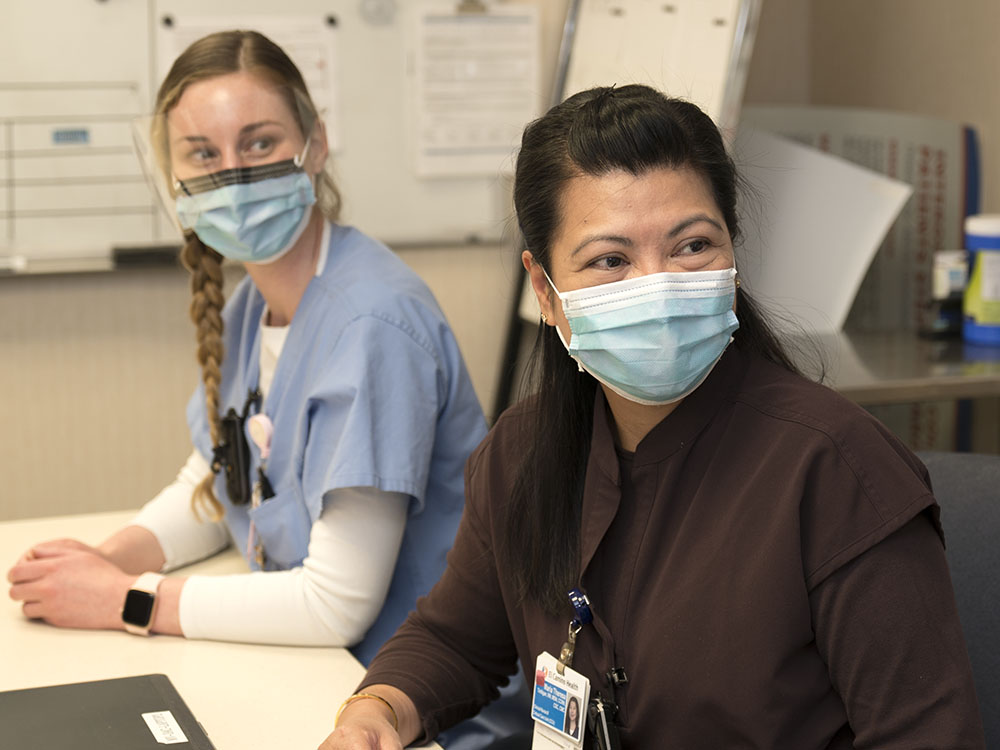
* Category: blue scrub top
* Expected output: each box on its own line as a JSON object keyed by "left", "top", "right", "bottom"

{"left": 187, "top": 222, "right": 487, "bottom": 664}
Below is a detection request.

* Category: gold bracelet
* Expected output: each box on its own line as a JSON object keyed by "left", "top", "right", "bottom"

{"left": 335, "top": 692, "right": 399, "bottom": 731}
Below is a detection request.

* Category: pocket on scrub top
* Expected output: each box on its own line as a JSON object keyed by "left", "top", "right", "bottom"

{"left": 247, "top": 487, "right": 312, "bottom": 569}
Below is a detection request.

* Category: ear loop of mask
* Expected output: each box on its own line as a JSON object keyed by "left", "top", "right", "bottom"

{"left": 535, "top": 263, "right": 583, "bottom": 370}
{"left": 295, "top": 134, "right": 319, "bottom": 199}
{"left": 292, "top": 133, "right": 312, "bottom": 168}
{"left": 539, "top": 264, "right": 563, "bottom": 297}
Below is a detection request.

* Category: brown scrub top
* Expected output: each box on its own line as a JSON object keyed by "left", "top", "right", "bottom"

{"left": 361, "top": 346, "right": 985, "bottom": 749}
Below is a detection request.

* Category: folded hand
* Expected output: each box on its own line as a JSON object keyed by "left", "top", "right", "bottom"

{"left": 7, "top": 539, "right": 132, "bottom": 630}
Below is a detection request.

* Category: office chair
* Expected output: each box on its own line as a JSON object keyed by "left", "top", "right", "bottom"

{"left": 917, "top": 450, "right": 1000, "bottom": 746}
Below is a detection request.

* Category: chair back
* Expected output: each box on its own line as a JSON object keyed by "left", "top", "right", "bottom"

{"left": 917, "top": 450, "right": 1000, "bottom": 745}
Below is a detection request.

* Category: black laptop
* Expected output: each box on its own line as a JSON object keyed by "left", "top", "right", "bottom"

{"left": 0, "top": 673, "right": 215, "bottom": 748}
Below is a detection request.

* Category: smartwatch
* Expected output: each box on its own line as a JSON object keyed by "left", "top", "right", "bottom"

{"left": 122, "top": 572, "right": 165, "bottom": 636}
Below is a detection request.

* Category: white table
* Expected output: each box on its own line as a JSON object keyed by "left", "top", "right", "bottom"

{"left": 0, "top": 510, "right": 439, "bottom": 749}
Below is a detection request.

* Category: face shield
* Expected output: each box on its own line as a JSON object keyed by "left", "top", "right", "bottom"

{"left": 132, "top": 81, "right": 321, "bottom": 263}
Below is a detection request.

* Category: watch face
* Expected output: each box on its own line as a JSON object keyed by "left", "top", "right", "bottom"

{"left": 122, "top": 589, "right": 155, "bottom": 626}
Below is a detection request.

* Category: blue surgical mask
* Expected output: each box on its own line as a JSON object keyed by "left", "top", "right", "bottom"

{"left": 546, "top": 267, "right": 740, "bottom": 405}
{"left": 174, "top": 149, "right": 316, "bottom": 264}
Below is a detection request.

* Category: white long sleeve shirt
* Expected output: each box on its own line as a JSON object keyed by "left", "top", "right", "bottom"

{"left": 131, "top": 306, "right": 409, "bottom": 646}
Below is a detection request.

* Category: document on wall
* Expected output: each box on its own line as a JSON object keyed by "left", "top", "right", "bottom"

{"left": 156, "top": 15, "right": 341, "bottom": 149}
{"left": 410, "top": 1, "right": 541, "bottom": 177}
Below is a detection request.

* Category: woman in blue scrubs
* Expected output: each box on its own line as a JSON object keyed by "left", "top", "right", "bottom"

{"left": 7, "top": 30, "right": 485, "bottom": 666}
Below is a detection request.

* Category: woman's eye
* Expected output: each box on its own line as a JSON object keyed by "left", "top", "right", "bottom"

{"left": 678, "top": 239, "right": 709, "bottom": 255}
{"left": 591, "top": 255, "right": 626, "bottom": 270}
{"left": 244, "top": 137, "right": 275, "bottom": 156}
{"left": 188, "top": 147, "right": 218, "bottom": 164}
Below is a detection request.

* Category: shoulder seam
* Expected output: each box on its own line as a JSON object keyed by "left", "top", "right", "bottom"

{"left": 805, "top": 491, "right": 936, "bottom": 589}
{"left": 313, "top": 309, "right": 441, "bottom": 369}
{"left": 730, "top": 394, "right": 935, "bottom": 585}
{"left": 730, "top": 393, "right": 888, "bottom": 520}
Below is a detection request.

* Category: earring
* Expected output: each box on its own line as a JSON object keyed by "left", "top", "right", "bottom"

{"left": 734, "top": 273, "right": 741, "bottom": 289}
{"left": 541, "top": 313, "right": 548, "bottom": 323}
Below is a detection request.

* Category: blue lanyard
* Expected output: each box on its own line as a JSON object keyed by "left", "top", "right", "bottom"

{"left": 560, "top": 587, "right": 629, "bottom": 691}
{"left": 561, "top": 588, "right": 625, "bottom": 750}
{"left": 569, "top": 587, "right": 594, "bottom": 629}
{"left": 557, "top": 587, "right": 593, "bottom": 674}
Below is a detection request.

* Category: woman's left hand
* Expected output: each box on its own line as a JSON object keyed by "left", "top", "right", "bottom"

{"left": 6, "top": 541, "right": 133, "bottom": 630}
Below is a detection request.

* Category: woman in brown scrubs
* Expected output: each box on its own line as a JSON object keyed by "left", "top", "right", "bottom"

{"left": 318, "top": 85, "right": 985, "bottom": 750}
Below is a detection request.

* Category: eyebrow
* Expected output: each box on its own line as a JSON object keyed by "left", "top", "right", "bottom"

{"left": 171, "top": 121, "right": 285, "bottom": 148}
{"left": 669, "top": 214, "right": 725, "bottom": 237}
{"left": 570, "top": 213, "right": 726, "bottom": 256}
{"left": 238, "top": 121, "right": 284, "bottom": 136}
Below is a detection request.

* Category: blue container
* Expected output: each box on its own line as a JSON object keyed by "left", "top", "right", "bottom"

{"left": 963, "top": 214, "right": 1000, "bottom": 346}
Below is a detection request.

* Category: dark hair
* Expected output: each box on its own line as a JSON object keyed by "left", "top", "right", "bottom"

{"left": 502, "top": 84, "right": 802, "bottom": 613}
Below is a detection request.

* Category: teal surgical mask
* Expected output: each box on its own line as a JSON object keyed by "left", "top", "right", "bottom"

{"left": 174, "top": 146, "right": 316, "bottom": 264}
{"left": 546, "top": 267, "right": 740, "bottom": 405}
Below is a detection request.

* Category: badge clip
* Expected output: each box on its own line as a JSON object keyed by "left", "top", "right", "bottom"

{"left": 557, "top": 620, "right": 582, "bottom": 675}
{"left": 558, "top": 588, "right": 593, "bottom": 675}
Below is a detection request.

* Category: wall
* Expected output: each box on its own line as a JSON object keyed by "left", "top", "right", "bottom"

{"left": 0, "top": 268, "right": 204, "bottom": 521}
{"left": 810, "top": 0, "right": 1000, "bottom": 211}
{"left": 742, "top": 0, "right": 811, "bottom": 105}
{"left": 0, "top": 246, "right": 526, "bottom": 522}
{"left": 0, "top": 0, "right": 808, "bottom": 521}
{"left": 0, "top": 0, "right": 563, "bottom": 522}
{"left": 808, "top": 0, "right": 1000, "bottom": 452}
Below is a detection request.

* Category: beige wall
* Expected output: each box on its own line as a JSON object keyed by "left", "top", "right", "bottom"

{"left": 810, "top": 0, "right": 1000, "bottom": 211}
{"left": 744, "top": 0, "right": 812, "bottom": 105}
{"left": 0, "top": 1, "right": 814, "bottom": 521}
{"left": 0, "top": 251, "right": 517, "bottom": 521}
{"left": 0, "top": 269, "right": 203, "bottom": 521}
{"left": 808, "top": 1, "right": 1000, "bottom": 452}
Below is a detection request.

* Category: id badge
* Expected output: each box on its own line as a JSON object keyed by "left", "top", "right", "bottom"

{"left": 530, "top": 652, "right": 590, "bottom": 749}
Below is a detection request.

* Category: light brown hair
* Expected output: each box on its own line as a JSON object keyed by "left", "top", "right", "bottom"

{"left": 155, "top": 30, "right": 341, "bottom": 518}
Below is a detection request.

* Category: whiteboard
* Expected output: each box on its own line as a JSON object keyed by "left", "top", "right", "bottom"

{"left": 0, "top": 0, "right": 155, "bottom": 271}
{"left": 0, "top": 0, "right": 542, "bottom": 273}
{"left": 561, "top": 0, "right": 761, "bottom": 132}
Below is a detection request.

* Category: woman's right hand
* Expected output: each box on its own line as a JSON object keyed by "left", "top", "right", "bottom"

{"left": 11, "top": 538, "right": 108, "bottom": 565}
{"left": 317, "top": 686, "right": 418, "bottom": 750}
{"left": 316, "top": 717, "right": 402, "bottom": 750}
{"left": 7, "top": 540, "right": 135, "bottom": 630}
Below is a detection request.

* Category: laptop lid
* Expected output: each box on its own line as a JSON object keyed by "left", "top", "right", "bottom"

{"left": 0, "top": 673, "right": 215, "bottom": 749}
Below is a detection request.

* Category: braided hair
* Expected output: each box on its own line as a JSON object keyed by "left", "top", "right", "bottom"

{"left": 153, "top": 30, "right": 341, "bottom": 517}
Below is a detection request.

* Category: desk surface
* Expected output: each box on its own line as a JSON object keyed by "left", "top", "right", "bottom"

{"left": 0, "top": 511, "right": 439, "bottom": 750}
{"left": 796, "top": 331, "right": 1000, "bottom": 405}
